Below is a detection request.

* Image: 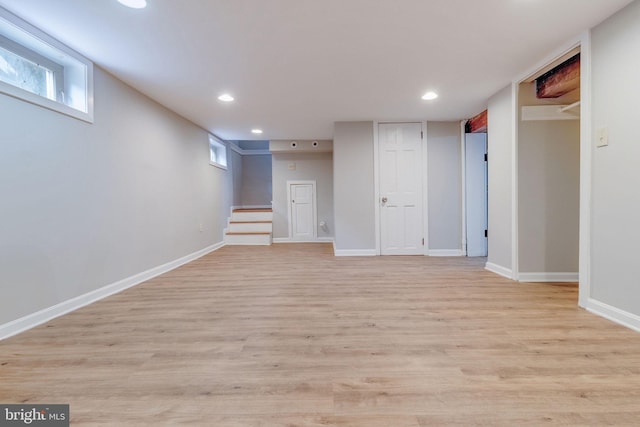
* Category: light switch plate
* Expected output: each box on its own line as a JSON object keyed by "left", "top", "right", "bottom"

{"left": 596, "top": 127, "right": 609, "bottom": 147}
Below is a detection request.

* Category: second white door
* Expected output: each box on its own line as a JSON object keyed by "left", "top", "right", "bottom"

{"left": 379, "top": 123, "right": 424, "bottom": 255}
{"left": 289, "top": 181, "right": 316, "bottom": 241}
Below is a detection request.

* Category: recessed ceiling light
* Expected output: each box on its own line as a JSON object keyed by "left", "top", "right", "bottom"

{"left": 218, "top": 94, "right": 234, "bottom": 102}
{"left": 422, "top": 91, "right": 439, "bottom": 101}
{"left": 117, "top": 0, "right": 147, "bottom": 9}
{"left": 251, "top": 129, "right": 263, "bottom": 134}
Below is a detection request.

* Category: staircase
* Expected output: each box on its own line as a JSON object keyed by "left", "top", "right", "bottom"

{"left": 224, "top": 208, "right": 273, "bottom": 245}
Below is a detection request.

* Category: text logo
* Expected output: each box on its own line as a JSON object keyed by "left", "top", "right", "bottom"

{"left": 0, "top": 405, "right": 68, "bottom": 427}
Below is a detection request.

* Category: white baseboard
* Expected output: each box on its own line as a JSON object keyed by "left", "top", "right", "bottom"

{"left": 518, "top": 272, "right": 579, "bottom": 283}
{"left": 586, "top": 298, "right": 640, "bottom": 333}
{"left": 428, "top": 249, "right": 465, "bottom": 257}
{"left": 332, "top": 241, "right": 377, "bottom": 257}
{"left": 485, "top": 262, "right": 514, "bottom": 280}
{"left": 0, "top": 241, "right": 225, "bottom": 341}
{"left": 334, "top": 249, "right": 377, "bottom": 257}
{"left": 273, "top": 237, "right": 334, "bottom": 244}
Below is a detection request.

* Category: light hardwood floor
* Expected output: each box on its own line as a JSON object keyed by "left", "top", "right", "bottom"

{"left": 1, "top": 243, "right": 640, "bottom": 426}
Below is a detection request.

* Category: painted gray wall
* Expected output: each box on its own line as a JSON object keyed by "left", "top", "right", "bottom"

{"left": 0, "top": 67, "right": 232, "bottom": 325}
{"left": 427, "top": 122, "right": 462, "bottom": 251}
{"left": 333, "top": 121, "right": 375, "bottom": 252}
{"left": 487, "top": 85, "right": 513, "bottom": 272}
{"left": 518, "top": 83, "right": 580, "bottom": 274}
{"left": 238, "top": 140, "right": 269, "bottom": 150}
{"left": 591, "top": 0, "right": 640, "bottom": 315}
{"left": 271, "top": 152, "right": 334, "bottom": 239}
{"left": 229, "top": 149, "right": 243, "bottom": 207}
{"left": 240, "top": 154, "right": 272, "bottom": 206}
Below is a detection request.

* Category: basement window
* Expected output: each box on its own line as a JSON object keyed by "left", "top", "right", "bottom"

{"left": 209, "top": 135, "right": 228, "bottom": 170}
{"left": 0, "top": 7, "right": 94, "bottom": 122}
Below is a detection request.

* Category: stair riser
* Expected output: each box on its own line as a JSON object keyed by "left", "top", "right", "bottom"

{"left": 228, "top": 223, "right": 273, "bottom": 233}
{"left": 231, "top": 212, "right": 273, "bottom": 222}
{"left": 225, "top": 234, "right": 272, "bottom": 245}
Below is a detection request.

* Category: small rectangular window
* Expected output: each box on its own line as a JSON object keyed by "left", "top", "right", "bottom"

{"left": 0, "top": 7, "right": 93, "bottom": 122}
{"left": 0, "top": 36, "right": 63, "bottom": 101}
{"left": 209, "top": 135, "right": 228, "bottom": 169}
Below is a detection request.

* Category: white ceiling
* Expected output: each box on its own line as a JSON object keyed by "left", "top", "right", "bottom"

{"left": 0, "top": 0, "right": 633, "bottom": 141}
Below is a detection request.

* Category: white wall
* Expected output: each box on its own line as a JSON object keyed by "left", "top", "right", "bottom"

{"left": 333, "top": 121, "right": 376, "bottom": 253}
{"left": 271, "top": 152, "right": 333, "bottom": 240}
{"left": 590, "top": 0, "right": 640, "bottom": 317}
{"left": 486, "top": 85, "right": 514, "bottom": 276}
{"left": 427, "top": 122, "right": 462, "bottom": 251}
{"left": 0, "top": 67, "right": 232, "bottom": 326}
{"left": 517, "top": 83, "right": 580, "bottom": 275}
{"left": 240, "top": 154, "right": 272, "bottom": 206}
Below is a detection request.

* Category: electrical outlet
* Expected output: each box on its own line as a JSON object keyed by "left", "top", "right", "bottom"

{"left": 199, "top": 223, "right": 204, "bottom": 232}
{"left": 596, "top": 127, "right": 609, "bottom": 147}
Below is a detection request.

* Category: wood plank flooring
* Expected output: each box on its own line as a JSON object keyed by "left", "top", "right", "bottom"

{"left": 1, "top": 243, "right": 640, "bottom": 426}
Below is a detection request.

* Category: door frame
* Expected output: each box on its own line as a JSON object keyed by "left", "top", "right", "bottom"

{"left": 287, "top": 180, "right": 317, "bottom": 241}
{"left": 460, "top": 121, "right": 467, "bottom": 256}
{"left": 374, "top": 121, "right": 429, "bottom": 256}
{"left": 510, "top": 32, "right": 590, "bottom": 308}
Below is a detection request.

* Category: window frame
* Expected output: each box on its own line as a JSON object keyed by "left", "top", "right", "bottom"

{"left": 209, "top": 135, "right": 228, "bottom": 170}
{"left": 0, "top": 6, "right": 94, "bottom": 122}
{"left": 0, "top": 34, "right": 65, "bottom": 101}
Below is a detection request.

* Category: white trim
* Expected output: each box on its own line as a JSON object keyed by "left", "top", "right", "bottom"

{"left": 460, "top": 120, "right": 468, "bottom": 256}
{"left": 224, "top": 239, "right": 271, "bottom": 246}
{"left": 510, "top": 81, "right": 519, "bottom": 281}
{"left": 0, "top": 242, "right": 225, "bottom": 341}
{"left": 228, "top": 142, "right": 271, "bottom": 156}
{"left": 578, "top": 31, "right": 592, "bottom": 309}
{"left": 333, "top": 240, "right": 376, "bottom": 257}
{"left": 334, "top": 249, "right": 377, "bottom": 257}
{"left": 586, "top": 299, "right": 640, "bottom": 333}
{"left": 511, "top": 34, "right": 588, "bottom": 285}
{"left": 286, "top": 180, "right": 317, "bottom": 241}
{"left": 209, "top": 135, "right": 228, "bottom": 170}
{"left": 0, "top": 7, "right": 94, "bottom": 122}
{"left": 373, "top": 121, "right": 381, "bottom": 255}
{"left": 518, "top": 272, "right": 579, "bottom": 282}
{"left": 422, "top": 121, "right": 429, "bottom": 256}
{"left": 273, "top": 237, "right": 333, "bottom": 244}
{"left": 485, "top": 262, "right": 513, "bottom": 280}
{"left": 228, "top": 142, "right": 243, "bottom": 155}
{"left": 209, "top": 161, "right": 228, "bottom": 170}
{"left": 428, "top": 249, "right": 465, "bottom": 257}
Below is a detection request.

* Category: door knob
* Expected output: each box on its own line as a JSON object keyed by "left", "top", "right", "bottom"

{"left": 381, "top": 197, "right": 388, "bottom": 204}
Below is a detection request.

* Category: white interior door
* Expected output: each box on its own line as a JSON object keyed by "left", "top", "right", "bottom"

{"left": 465, "top": 133, "right": 488, "bottom": 257}
{"left": 289, "top": 182, "right": 316, "bottom": 241}
{"left": 379, "top": 123, "right": 424, "bottom": 255}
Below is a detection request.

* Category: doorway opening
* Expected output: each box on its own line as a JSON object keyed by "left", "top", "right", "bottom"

{"left": 516, "top": 46, "right": 581, "bottom": 284}
{"left": 464, "top": 131, "right": 488, "bottom": 257}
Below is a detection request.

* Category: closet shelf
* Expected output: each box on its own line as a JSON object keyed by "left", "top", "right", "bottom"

{"left": 559, "top": 100, "right": 581, "bottom": 113}
{"left": 522, "top": 102, "right": 580, "bottom": 121}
